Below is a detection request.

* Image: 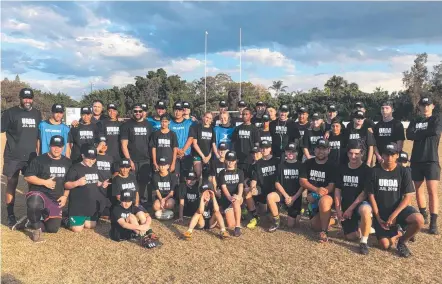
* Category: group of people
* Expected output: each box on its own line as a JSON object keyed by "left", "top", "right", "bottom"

{"left": 2, "top": 88, "right": 441, "bottom": 256}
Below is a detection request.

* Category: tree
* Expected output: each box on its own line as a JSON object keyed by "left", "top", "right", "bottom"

{"left": 268, "top": 80, "right": 288, "bottom": 96}
{"left": 324, "top": 75, "right": 348, "bottom": 95}
{"left": 403, "top": 53, "right": 429, "bottom": 112}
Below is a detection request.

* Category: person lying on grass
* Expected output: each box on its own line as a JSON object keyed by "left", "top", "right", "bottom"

{"left": 182, "top": 184, "right": 230, "bottom": 240}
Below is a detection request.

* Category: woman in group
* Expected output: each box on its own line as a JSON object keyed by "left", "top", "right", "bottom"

{"left": 190, "top": 111, "right": 215, "bottom": 181}
{"left": 218, "top": 151, "right": 244, "bottom": 237}
{"left": 152, "top": 157, "right": 178, "bottom": 216}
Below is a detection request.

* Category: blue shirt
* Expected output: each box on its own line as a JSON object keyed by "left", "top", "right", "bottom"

{"left": 38, "top": 120, "right": 70, "bottom": 155}
{"left": 147, "top": 117, "right": 161, "bottom": 132}
{"left": 169, "top": 118, "right": 195, "bottom": 156}
{"left": 214, "top": 125, "right": 235, "bottom": 150}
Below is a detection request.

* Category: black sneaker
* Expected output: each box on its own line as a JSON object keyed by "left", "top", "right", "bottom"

{"left": 397, "top": 240, "right": 412, "bottom": 258}
{"left": 11, "top": 216, "right": 28, "bottom": 231}
{"left": 234, "top": 227, "right": 241, "bottom": 237}
{"left": 429, "top": 222, "right": 439, "bottom": 235}
{"left": 423, "top": 213, "right": 429, "bottom": 225}
{"left": 268, "top": 219, "right": 280, "bottom": 233}
{"left": 7, "top": 215, "right": 17, "bottom": 229}
{"left": 61, "top": 216, "right": 70, "bottom": 228}
{"left": 31, "top": 228, "right": 45, "bottom": 243}
{"left": 359, "top": 243, "right": 369, "bottom": 255}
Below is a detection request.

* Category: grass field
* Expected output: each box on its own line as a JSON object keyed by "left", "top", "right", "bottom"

{"left": 1, "top": 135, "right": 442, "bottom": 284}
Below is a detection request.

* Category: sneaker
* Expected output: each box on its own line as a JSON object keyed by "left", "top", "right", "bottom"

{"left": 31, "top": 228, "right": 45, "bottom": 243}
{"left": 234, "top": 227, "right": 241, "bottom": 237}
{"left": 61, "top": 217, "right": 70, "bottom": 228}
{"left": 397, "top": 240, "right": 412, "bottom": 258}
{"left": 183, "top": 231, "right": 192, "bottom": 240}
{"left": 319, "top": 231, "right": 329, "bottom": 243}
{"left": 359, "top": 243, "right": 369, "bottom": 255}
{"left": 7, "top": 215, "right": 17, "bottom": 229}
{"left": 148, "top": 232, "right": 159, "bottom": 240}
{"left": 220, "top": 230, "right": 230, "bottom": 239}
{"left": 369, "top": 227, "right": 376, "bottom": 234}
{"left": 268, "top": 219, "right": 280, "bottom": 233}
{"left": 423, "top": 213, "right": 429, "bottom": 225}
{"left": 12, "top": 216, "right": 28, "bottom": 231}
{"left": 247, "top": 217, "right": 259, "bottom": 229}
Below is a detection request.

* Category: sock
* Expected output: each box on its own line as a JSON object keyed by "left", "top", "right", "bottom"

{"left": 6, "top": 203, "right": 14, "bottom": 216}
{"left": 221, "top": 227, "right": 226, "bottom": 232}
{"left": 430, "top": 213, "right": 438, "bottom": 224}
{"left": 360, "top": 236, "right": 368, "bottom": 244}
{"left": 419, "top": 207, "right": 427, "bottom": 217}
{"left": 188, "top": 229, "right": 193, "bottom": 233}
{"left": 273, "top": 215, "right": 280, "bottom": 223}
{"left": 250, "top": 209, "right": 258, "bottom": 218}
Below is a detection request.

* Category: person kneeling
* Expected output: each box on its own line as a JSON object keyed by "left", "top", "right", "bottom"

{"left": 152, "top": 157, "right": 178, "bottom": 217}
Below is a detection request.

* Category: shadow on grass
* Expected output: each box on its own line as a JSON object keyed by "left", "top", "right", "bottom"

{"left": 1, "top": 274, "right": 24, "bottom": 284}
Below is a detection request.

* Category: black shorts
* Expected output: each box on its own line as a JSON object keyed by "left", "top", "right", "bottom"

{"left": 2, "top": 159, "right": 29, "bottom": 177}
{"left": 411, "top": 162, "right": 440, "bottom": 181}
{"left": 176, "top": 155, "right": 193, "bottom": 181}
{"left": 134, "top": 160, "right": 152, "bottom": 183}
{"left": 279, "top": 196, "right": 302, "bottom": 218}
{"left": 109, "top": 226, "right": 133, "bottom": 242}
{"left": 132, "top": 205, "right": 148, "bottom": 215}
{"left": 373, "top": 206, "right": 418, "bottom": 240}
{"left": 341, "top": 201, "right": 370, "bottom": 235}
{"left": 253, "top": 194, "right": 267, "bottom": 205}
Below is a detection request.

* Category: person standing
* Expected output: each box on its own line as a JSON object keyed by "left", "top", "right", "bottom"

{"left": 328, "top": 118, "right": 348, "bottom": 165}
{"left": 1, "top": 88, "right": 42, "bottom": 227}
{"left": 150, "top": 115, "right": 178, "bottom": 173}
{"left": 294, "top": 106, "right": 310, "bottom": 161}
{"left": 189, "top": 112, "right": 215, "bottom": 180}
{"left": 212, "top": 112, "right": 235, "bottom": 156}
{"left": 147, "top": 100, "right": 168, "bottom": 131}
{"left": 97, "top": 103, "right": 122, "bottom": 162}
{"left": 251, "top": 101, "right": 267, "bottom": 129}
{"left": 68, "top": 106, "right": 99, "bottom": 164}
{"left": 231, "top": 100, "right": 247, "bottom": 127}
{"left": 37, "top": 104, "right": 70, "bottom": 157}
{"left": 269, "top": 105, "right": 300, "bottom": 160}
{"left": 258, "top": 114, "right": 272, "bottom": 144}
{"left": 406, "top": 97, "right": 442, "bottom": 234}
{"left": 302, "top": 113, "right": 325, "bottom": 161}
{"left": 346, "top": 111, "right": 376, "bottom": 166}
{"left": 212, "top": 100, "right": 229, "bottom": 127}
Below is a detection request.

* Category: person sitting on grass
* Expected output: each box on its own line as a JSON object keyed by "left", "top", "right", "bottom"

{"left": 182, "top": 184, "right": 230, "bottom": 240}
{"left": 152, "top": 157, "right": 178, "bottom": 216}
{"left": 111, "top": 158, "right": 143, "bottom": 212}
{"left": 209, "top": 142, "right": 228, "bottom": 198}
{"left": 176, "top": 171, "right": 200, "bottom": 223}
{"left": 110, "top": 189, "right": 158, "bottom": 247}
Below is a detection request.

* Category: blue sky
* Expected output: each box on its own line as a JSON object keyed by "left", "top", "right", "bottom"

{"left": 1, "top": 1, "right": 442, "bottom": 100}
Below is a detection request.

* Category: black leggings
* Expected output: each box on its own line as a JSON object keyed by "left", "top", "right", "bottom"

{"left": 27, "top": 194, "right": 61, "bottom": 233}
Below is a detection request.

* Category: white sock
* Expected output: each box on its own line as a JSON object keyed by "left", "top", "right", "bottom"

{"left": 360, "top": 236, "right": 368, "bottom": 244}
{"left": 221, "top": 227, "right": 226, "bottom": 232}
{"left": 188, "top": 229, "right": 193, "bottom": 233}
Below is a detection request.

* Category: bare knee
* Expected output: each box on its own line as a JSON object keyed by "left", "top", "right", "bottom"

{"left": 153, "top": 200, "right": 161, "bottom": 211}
{"left": 166, "top": 199, "right": 175, "bottom": 209}
{"left": 359, "top": 204, "right": 372, "bottom": 217}
{"left": 267, "top": 192, "right": 279, "bottom": 203}
{"left": 319, "top": 195, "right": 333, "bottom": 210}
{"left": 84, "top": 221, "right": 96, "bottom": 229}
{"left": 70, "top": 226, "right": 84, "bottom": 233}
{"left": 378, "top": 238, "right": 390, "bottom": 250}
{"left": 408, "top": 213, "right": 424, "bottom": 229}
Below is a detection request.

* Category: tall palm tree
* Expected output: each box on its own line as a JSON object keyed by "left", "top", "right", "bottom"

{"left": 269, "top": 80, "right": 288, "bottom": 96}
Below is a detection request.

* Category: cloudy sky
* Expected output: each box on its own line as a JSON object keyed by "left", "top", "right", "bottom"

{"left": 2, "top": 1, "right": 442, "bottom": 100}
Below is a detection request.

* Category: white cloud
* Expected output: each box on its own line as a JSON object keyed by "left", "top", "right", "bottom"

{"left": 1, "top": 33, "right": 48, "bottom": 50}
{"left": 166, "top": 58, "right": 204, "bottom": 73}
{"left": 2, "top": 19, "right": 30, "bottom": 31}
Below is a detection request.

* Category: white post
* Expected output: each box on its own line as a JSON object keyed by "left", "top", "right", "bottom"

{"left": 205, "top": 31, "right": 208, "bottom": 112}
{"left": 239, "top": 28, "right": 242, "bottom": 100}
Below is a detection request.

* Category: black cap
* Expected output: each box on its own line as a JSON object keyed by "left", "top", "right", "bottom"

{"left": 95, "top": 136, "right": 107, "bottom": 144}
{"left": 383, "top": 143, "right": 399, "bottom": 155}
{"left": 173, "top": 102, "right": 184, "bottom": 110}
{"left": 186, "top": 171, "right": 197, "bottom": 180}
{"left": 155, "top": 100, "right": 167, "bottom": 109}
{"left": 238, "top": 100, "right": 246, "bottom": 107}
{"left": 158, "top": 157, "right": 169, "bottom": 166}
{"left": 260, "top": 140, "right": 272, "bottom": 148}
{"left": 218, "top": 142, "right": 228, "bottom": 151}
{"left": 353, "top": 111, "right": 365, "bottom": 119}
{"left": 346, "top": 140, "right": 363, "bottom": 151}
{"left": 419, "top": 97, "right": 433, "bottom": 105}
{"left": 51, "top": 104, "right": 65, "bottom": 113}
{"left": 311, "top": 113, "right": 321, "bottom": 120}
{"left": 256, "top": 101, "right": 265, "bottom": 107}
{"left": 279, "top": 105, "right": 289, "bottom": 112}
{"left": 328, "top": 105, "right": 337, "bottom": 112}
{"left": 219, "top": 100, "right": 227, "bottom": 108}
{"left": 298, "top": 106, "right": 308, "bottom": 114}
{"left": 285, "top": 142, "right": 298, "bottom": 151}
{"left": 183, "top": 101, "right": 191, "bottom": 109}
{"left": 398, "top": 151, "right": 409, "bottom": 163}
{"left": 200, "top": 183, "right": 213, "bottom": 191}
{"left": 50, "top": 135, "right": 64, "bottom": 147}
{"left": 160, "top": 114, "right": 170, "bottom": 121}
{"left": 262, "top": 114, "right": 270, "bottom": 122}
{"left": 119, "top": 158, "right": 131, "bottom": 168}
{"left": 132, "top": 103, "right": 143, "bottom": 110}
{"left": 120, "top": 190, "right": 134, "bottom": 202}
{"left": 316, "top": 138, "right": 330, "bottom": 148}
{"left": 331, "top": 117, "right": 341, "bottom": 124}
{"left": 107, "top": 103, "right": 118, "bottom": 110}
{"left": 225, "top": 151, "right": 237, "bottom": 161}
{"left": 80, "top": 106, "right": 92, "bottom": 115}
{"left": 381, "top": 101, "right": 394, "bottom": 107}
{"left": 19, "top": 88, "right": 34, "bottom": 99}
{"left": 140, "top": 103, "right": 147, "bottom": 111}
{"left": 355, "top": 102, "right": 365, "bottom": 108}
{"left": 81, "top": 144, "right": 97, "bottom": 159}
{"left": 251, "top": 145, "right": 260, "bottom": 153}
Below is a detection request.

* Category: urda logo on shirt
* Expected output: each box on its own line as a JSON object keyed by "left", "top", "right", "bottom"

{"left": 415, "top": 122, "right": 428, "bottom": 130}
{"left": 106, "top": 127, "right": 119, "bottom": 135}
{"left": 122, "top": 182, "right": 136, "bottom": 191}
{"left": 158, "top": 138, "right": 171, "bottom": 147}
{"left": 349, "top": 133, "right": 360, "bottom": 140}
{"left": 275, "top": 126, "right": 287, "bottom": 135}
{"left": 225, "top": 174, "right": 239, "bottom": 184}
{"left": 284, "top": 168, "right": 298, "bottom": 179}
{"left": 343, "top": 175, "right": 359, "bottom": 187}
{"left": 158, "top": 182, "right": 171, "bottom": 192}
{"left": 97, "top": 161, "right": 111, "bottom": 171}
{"left": 378, "top": 128, "right": 392, "bottom": 137}
{"left": 201, "top": 131, "right": 212, "bottom": 140}
{"left": 85, "top": 173, "right": 99, "bottom": 184}
{"left": 378, "top": 179, "right": 398, "bottom": 192}
{"left": 21, "top": 118, "right": 36, "bottom": 128}
{"left": 261, "top": 165, "right": 276, "bottom": 177}
{"left": 79, "top": 131, "right": 94, "bottom": 140}
{"left": 309, "top": 170, "right": 325, "bottom": 183}
{"left": 186, "top": 193, "right": 198, "bottom": 201}
{"left": 50, "top": 167, "right": 66, "bottom": 178}
{"left": 134, "top": 127, "right": 147, "bottom": 135}
{"left": 329, "top": 141, "right": 341, "bottom": 149}
{"left": 239, "top": 130, "right": 250, "bottom": 139}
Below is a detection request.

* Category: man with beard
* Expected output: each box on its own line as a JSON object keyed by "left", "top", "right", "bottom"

{"left": 120, "top": 104, "right": 154, "bottom": 203}
{"left": 251, "top": 101, "right": 267, "bottom": 129}
{"left": 346, "top": 111, "right": 376, "bottom": 166}
{"left": 2, "top": 88, "right": 42, "bottom": 227}
{"left": 269, "top": 104, "right": 300, "bottom": 160}
{"left": 68, "top": 106, "right": 99, "bottom": 164}
{"left": 302, "top": 113, "right": 325, "bottom": 161}
{"left": 97, "top": 103, "right": 122, "bottom": 162}
{"left": 71, "top": 100, "right": 106, "bottom": 126}
{"left": 147, "top": 100, "right": 168, "bottom": 131}
{"left": 294, "top": 106, "right": 310, "bottom": 161}
{"left": 328, "top": 118, "right": 348, "bottom": 165}
{"left": 37, "top": 104, "right": 70, "bottom": 157}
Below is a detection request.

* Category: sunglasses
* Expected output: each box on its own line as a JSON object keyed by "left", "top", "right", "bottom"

{"left": 133, "top": 110, "right": 143, "bottom": 113}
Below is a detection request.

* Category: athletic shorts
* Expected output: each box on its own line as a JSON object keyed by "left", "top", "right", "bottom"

{"left": 2, "top": 159, "right": 29, "bottom": 177}
{"left": 279, "top": 196, "right": 302, "bottom": 218}
{"left": 341, "top": 201, "right": 371, "bottom": 235}
{"left": 26, "top": 191, "right": 62, "bottom": 221}
{"left": 411, "top": 162, "right": 441, "bottom": 181}
{"left": 134, "top": 160, "right": 152, "bottom": 183}
{"left": 373, "top": 206, "right": 418, "bottom": 240}
{"left": 69, "top": 215, "right": 99, "bottom": 227}
{"left": 109, "top": 226, "right": 134, "bottom": 242}
{"left": 176, "top": 155, "right": 193, "bottom": 181}
{"left": 193, "top": 156, "right": 202, "bottom": 162}
{"left": 133, "top": 205, "right": 148, "bottom": 215}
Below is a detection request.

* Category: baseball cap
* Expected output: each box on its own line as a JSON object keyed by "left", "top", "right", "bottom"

{"left": 173, "top": 102, "right": 184, "bottom": 110}
{"left": 419, "top": 97, "right": 433, "bottom": 105}
{"left": 158, "top": 157, "right": 169, "bottom": 166}
{"left": 120, "top": 190, "right": 134, "bottom": 202}
{"left": 398, "top": 151, "right": 409, "bottom": 163}
{"left": 251, "top": 145, "right": 260, "bottom": 153}
{"left": 219, "top": 100, "right": 227, "bottom": 108}
{"left": 311, "top": 113, "right": 321, "bottom": 120}
{"left": 183, "top": 101, "right": 191, "bottom": 109}
{"left": 50, "top": 135, "right": 64, "bottom": 147}
{"left": 225, "top": 151, "right": 237, "bottom": 161}
{"left": 260, "top": 140, "right": 272, "bottom": 148}
{"left": 297, "top": 106, "right": 308, "bottom": 114}
{"left": 279, "top": 105, "right": 289, "bottom": 112}
{"left": 51, "top": 104, "right": 65, "bottom": 113}
{"left": 200, "top": 183, "right": 213, "bottom": 191}
{"left": 80, "top": 107, "right": 92, "bottom": 115}
{"left": 19, "top": 88, "right": 34, "bottom": 99}
{"left": 160, "top": 114, "right": 170, "bottom": 121}
{"left": 218, "top": 142, "right": 228, "bottom": 151}
{"left": 383, "top": 143, "right": 399, "bottom": 155}
{"left": 355, "top": 102, "right": 365, "bottom": 108}
{"left": 346, "top": 140, "right": 363, "bottom": 151}
{"left": 353, "top": 111, "right": 365, "bottom": 119}
{"left": 238, "top": 100, "right": 246, "bottom": 107}
{"left": 185, "top": 171, "right": 197, "bottom": 180}
{"left": 316, "top": 138, "right": 330, "bottom": 148}
{"left": 155, "top": 100, "right": 167, "bottom": 109}
{"left": 107, "top": 103, "right": 118, "bottom": 110}
{"left": 119, "top": 158, "right": 131, "bottom": 168}
{"left": 141, "top": 103, "right": 148, "bottom": 111}
{"left": 328, "top": 105, "right": 337, "bottom": 112}
{"left": 262, "top": 114, "right": 270, "bottom": 122}
{"left": 285, "top": 142, "right": 298, "bottom": 151}
{"left": 81, "top": 144, "right": 97, "bottom": 159}
{"left": 95, "top": 135, "right": 107, "bottom": 144}
{"left": 132, "top": 103, "right": 143, "bottom": 110}
{"left": 381, "top": 101, "right": 394, "bottom": 107}
{"left": 256, "top": 101, "right": 265, "bottom": 107}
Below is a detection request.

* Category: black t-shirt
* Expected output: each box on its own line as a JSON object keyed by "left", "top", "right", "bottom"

{"left": 231, "top": 116, "right": 244, "bottom": 127}
{"left": 347, "top": 118, "right": 375, "bottom": 132}
{"left": 275, "top": 161, "right": 303, "bottom": 196}
{"left": 179, "top": 183, "right": 200, "bottom": 216}
{"left": 301, "top": 128, "right": 325, "bottom": 156}
{"left": 336, "top": 163, "right": 369, "bottom": 211}
{"left": 152, "top": 172, "right": 178, "bottom": 197}
{"left": 65, "top": 163, "right": 101, "bottom": 216}
{"left": 328, "top": 132, "right": 348, "bottom": 165}
{"left": 406, "top": 115, "right": 442, "bottom": 163}
{"left": 95, "top": 154, "right": 115, "bottom": 181}
{"left": 120, "top": 119, "right": 153, "bottom": 162}
{"left": 1, "top": 106, "right": 42, "bottom": 161}
{"left": 295, "top": 121, "right": 310, "bottom": 159}
{"left": 251, "top": 115, "right": 264, "bottom": 129}
{"left": 189, "top": 124, "right": 215, "bottom": 157}
{"left": 269, "top": 119, "right": 301, "bottom": 157}
{"left": 68, "top": 123, "right": 99, "bottom": 162}
{"left": 366, "top": 165, "right": 414, "bottom": 219}
{"left": 346, "top": 126, "right": 376, "bottom": 161}
{"left": 251, "top": 157, "right": 279, "bottom": 194}
{"left": 259, "top": 129, "right": 272, "bottom": 144}
{"left": 231, "top": 123, "right": 260, "bottom": 163}
{"left": 97, "top": 119, "right": 122, "bottom": 160}
{"left": 212, "top": 115, "right": 221, "bottom": 127}
{"left": 374, "top": 119, "right": 405, "bottom": 154}
{"left": 111, "top": 204, "right": 132, "bottom": 227}
{"left": 219, "top": 168, "right": 244, "bottom": 195}
{"left": 300, "top": 159, "right": 336, "bottom": 192}
{"left": 24, "top": 153, "right": 72, "bottom": 201}
{"left": 150, "top": 130, "right": 178, "bottom": 164}
{"left": 111, "top": 174, "right": 138, "bottom": 202}
{"left": 210, "top": 159, "right": 226, "bottom": 186}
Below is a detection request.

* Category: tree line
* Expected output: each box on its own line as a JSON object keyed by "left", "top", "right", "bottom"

{"left": 1, "top": 53, "right": 440, "bottom": 120}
